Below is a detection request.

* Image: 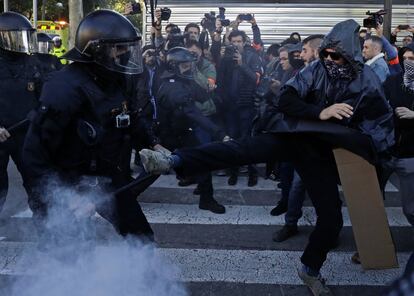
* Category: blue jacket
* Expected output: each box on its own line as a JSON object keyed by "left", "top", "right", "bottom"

{"left": 366, "top": 53, "right": 390, "bottom": 83}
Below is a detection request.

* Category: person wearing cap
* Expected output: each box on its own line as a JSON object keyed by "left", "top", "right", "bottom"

{"left": 0, "top": 12, "right": 47, "bottom": 214}
{"left": 23, "top": 10, "right": 162, "bottom": 242}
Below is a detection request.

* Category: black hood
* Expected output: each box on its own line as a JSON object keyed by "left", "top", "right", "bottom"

{"left": 320, "top": 19, "right": 364, "bottom": 73}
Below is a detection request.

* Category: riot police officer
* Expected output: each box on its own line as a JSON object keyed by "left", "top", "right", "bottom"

{"left": 23, "top": 10, "right": 160, "bottom": 241}
{"left": 35, "top": 32, "right": 62, "bottom": 73}
{"left": 51, "top": 36, "right": 68, "bottom": 65}
{"left": 0, "top": 12, "right": 44, "bottom": 213}
{"left": 156, "top": 47, "right": 227, "bottom": 214}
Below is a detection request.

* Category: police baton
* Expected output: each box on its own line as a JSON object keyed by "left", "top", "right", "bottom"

{"left": 7, "top": 118, "right": 30, "bottom": 133}
{"left": 113, "top": 172, "right": 160, "bottom": 198}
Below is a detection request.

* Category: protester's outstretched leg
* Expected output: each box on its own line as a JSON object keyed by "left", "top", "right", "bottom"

{"left": 140, "top": 134, "right": 288, "bottom": 176}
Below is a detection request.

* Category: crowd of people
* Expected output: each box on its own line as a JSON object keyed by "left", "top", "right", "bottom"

{"left": 0, "top": 6, "right": 414, "bottom": 296}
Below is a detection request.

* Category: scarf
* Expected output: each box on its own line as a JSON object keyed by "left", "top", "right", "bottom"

{"left": 403, "top": 60, "right": 414, "bottom": 91}
{"left": 324, "top": 59, "right": 355, "bottom": 80}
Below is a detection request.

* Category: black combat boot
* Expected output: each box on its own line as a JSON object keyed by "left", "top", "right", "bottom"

{"left": 199, "top": 195, "right": 226, "bottom": 214}
{"left": 270, "top": 198, "right": 288, "bottom": 216}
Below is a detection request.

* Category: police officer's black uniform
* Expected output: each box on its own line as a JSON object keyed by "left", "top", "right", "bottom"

{"left": 23, "top": 10, "right": 158, "bottom": 240}
{"left": 0, "top": 12, "right": 48, "bottom": 212}
{"left": 34, "top": 32, "right": 63, "bottom": 73}
{"left": 157, "top": 47, "right": 226, "bottom": 214}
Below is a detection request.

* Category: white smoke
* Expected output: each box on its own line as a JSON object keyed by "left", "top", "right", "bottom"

{"left": 9, "top": 177, "right": 188, "bottom": 296}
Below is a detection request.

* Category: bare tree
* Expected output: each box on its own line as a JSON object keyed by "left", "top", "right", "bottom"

{"left": 68, "top": 0, "right": 83, "bottom": 48}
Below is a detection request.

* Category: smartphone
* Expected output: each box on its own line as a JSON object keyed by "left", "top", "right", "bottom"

{"left": 238, "top": 14, "right": 253, "bottom": 22}
{"left": 398, "top": 25, "right": 410, "bottom": 30}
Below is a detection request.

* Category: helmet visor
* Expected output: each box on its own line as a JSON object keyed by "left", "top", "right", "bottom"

{"left": 94, "top": 40, "right": 143, "bottom": 75}
{"left": 38, "top": 41, "right": 52, "bottom": 54}
{"left": 0, "top": 30, "right": 38, "bottom": 53}
{"left": 177, "top": 60, "right": 197, "bottom": 79}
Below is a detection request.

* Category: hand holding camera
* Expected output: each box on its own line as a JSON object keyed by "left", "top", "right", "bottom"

{"left": 233, "top": 51, "right": 242, "bottom": 66}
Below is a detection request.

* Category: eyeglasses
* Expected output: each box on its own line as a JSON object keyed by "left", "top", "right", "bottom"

{"left": 320, "top": 50, "right": 343, "bottom": 61}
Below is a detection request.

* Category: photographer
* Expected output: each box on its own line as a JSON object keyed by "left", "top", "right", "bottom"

{"left": 186, "top": 40, "right": 218, "bottom": 130}
{"left": 152, "top": 7, "right": 174, "bottom": 49}
{"left": 217, "top": 30, "right": 262, "bottom": 186}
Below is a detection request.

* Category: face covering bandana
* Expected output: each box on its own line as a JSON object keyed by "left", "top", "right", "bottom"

{"left": 324, "top": 59, "right": 355, "bottom": 80}
{"left": 403, "top": 60, "right": 414, "bottom": 91}
{"left": 290, "top": 58, "right": 305, "bottom": 70}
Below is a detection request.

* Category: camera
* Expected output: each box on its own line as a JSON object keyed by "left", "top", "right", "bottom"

{"left": 224, "top": 44, "right": 239, "bottom": 60}
{"left": 238, "top": 13, "right": 253, "bottom": 22}
{"left": 363, "top": 10, "right": 386, "bottom": 29}
{"left": 160, "top": 7, "right": 171, "bottom": 21}
{"left": 116, "top": 113, "right": 130, "bottom": 129}
{"left": 201, "top": 11, "right": 216, "bottom": 32}
{"left": 166, "top": 26, "right": 184, "bottom": 48}
{"left": 218, "top": 7, "right": 230, "bottom": 27}
{"left": 398, "top": 25, "right": 410, "bottom": 30}
{"left": 130, "top": 2, "right": 141, "bottom": 15}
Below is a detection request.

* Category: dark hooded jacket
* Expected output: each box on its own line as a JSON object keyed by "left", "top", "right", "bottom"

{"left": 256, "top": 19, "right": 394, "bottom": 162}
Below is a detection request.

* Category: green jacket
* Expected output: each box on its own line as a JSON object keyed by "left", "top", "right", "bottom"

{"left": 194, "top": 58, "right": 217, "bottom": 116}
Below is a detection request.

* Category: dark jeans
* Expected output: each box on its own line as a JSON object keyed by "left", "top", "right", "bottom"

{"left": 279, "top": 162, "right": 295, "bottom": 202}
{"left": 285, "top": 170, "right": 307, "bottom": 226}
{"left": 0, "top": 131, "right": 31, "bottom": 211}
{"left": 176, "top": 133, "right": 343, "bottom": 271}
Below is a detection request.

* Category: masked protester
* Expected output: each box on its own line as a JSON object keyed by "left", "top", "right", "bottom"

{"left": 382, "top": 43, "right": 414, "bottom": 226}
{"left": 0, "top": 12, "right": 51, "bottom": 214}
{"left": 23, "top": 10, "right": 162, "bottom": 243}
{"left": 140, "top": 19, "right": 394, "bottom": 295}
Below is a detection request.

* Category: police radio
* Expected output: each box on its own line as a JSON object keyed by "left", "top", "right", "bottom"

{"left": 115, "top": 102, "right": 131, "bottom": 128}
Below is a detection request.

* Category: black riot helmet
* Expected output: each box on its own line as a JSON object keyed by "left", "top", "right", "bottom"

{"left": 37, "top": 32, "right": 53, "bottom": 54}
{"left": 166, "top": 47, "right": 197, "bottom": 79}
{"left": 63, "top": 9, "right": 143, "bottom": 75}
{"left": 0, "top": 12, "right": 38, "bottom": 54}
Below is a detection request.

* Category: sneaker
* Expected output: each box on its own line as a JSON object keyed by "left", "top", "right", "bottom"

{"left": 139, "top": 149, "right": 172, "bottom": 174}
{"left": 270, "top": 200, "right": 288, "bottom": 216}
{"left": 248, "top": 174, "right": 258, "bottom": 187}
{"left": 298, "top": 268, "right": 332, "bottom": 296}
{"left": 228, "top": 174, "right": 238, "bottom": 186}
{"left": 272, "top": 225, "right": 298, "bottom": 242}
{"left": 199, "top": 196, "right": 226, "bottom": 214}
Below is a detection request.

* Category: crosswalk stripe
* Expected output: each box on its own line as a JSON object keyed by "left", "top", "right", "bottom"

{"left": 0, "top": 241, "right": 407, "bottom": 286}
{"left": 11, "top": 204, "right": 411, "bottom": 227}
{"left": 150, "top": 175, "right": 399, "bottom": 192}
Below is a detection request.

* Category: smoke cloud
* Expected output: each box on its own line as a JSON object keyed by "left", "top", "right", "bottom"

{"left": 9, "top": 177, "right": 188, "bottom": 296}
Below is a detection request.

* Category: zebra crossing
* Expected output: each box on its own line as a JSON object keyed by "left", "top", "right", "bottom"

{"left": 0, "top": 163, "right": 412, "bottom": 296}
